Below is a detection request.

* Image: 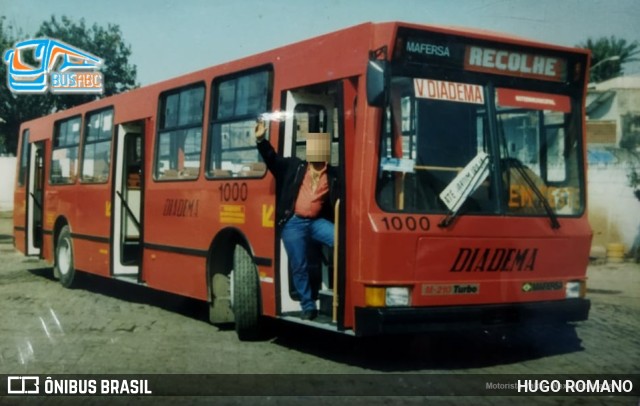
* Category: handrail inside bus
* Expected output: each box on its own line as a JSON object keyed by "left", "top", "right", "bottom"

{"left": 29, "top": 192, "right": 43, "bottom": 210}
{"left": 332, "top": 198, "right": 340, "bottom": 324}
{"left": 116, "top": 190, "right": 141, "bottom": 232}
{"left": 414, "top": 165, "right": 463, "bottom": 172}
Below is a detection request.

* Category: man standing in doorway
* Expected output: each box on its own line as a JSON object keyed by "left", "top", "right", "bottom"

{"left": 255, "top": 119, "right": 337, "bottom": 320}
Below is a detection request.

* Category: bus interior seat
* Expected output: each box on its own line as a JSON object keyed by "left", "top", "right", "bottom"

{"left": 211, "top": 169, "right": 232, "bottom": 178}
{"left": 239, "top": 162, "right": 266, "bottom": 177}
{"left": 181, "top": 167, "right": 200, "bottom": 178}
{"left": 161, "top": 169, "right": 179, "bottom": 179}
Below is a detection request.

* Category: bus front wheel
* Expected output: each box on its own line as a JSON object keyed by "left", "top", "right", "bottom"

{"left": 55, "top": 225, "right": 77, "bottom": 288}
{"left": 232, "top": 245, "right": 261, "bottom": 340}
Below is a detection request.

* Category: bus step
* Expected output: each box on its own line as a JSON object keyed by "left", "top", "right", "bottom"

{"left": 113, "top": 274, "right": 143, "bottom": 285}
{"left": 318, "top": 290, "right": 333, "bottom": 315}
{"left": 281, "top": 312, "right": 335, "bottom": 327}
{"left": 122, "top": 241, "right": 141, "bottom": 264}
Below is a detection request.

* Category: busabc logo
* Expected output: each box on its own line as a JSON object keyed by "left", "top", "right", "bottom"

{"left": 3, "top": 38, "right": 104, "bottom": 94}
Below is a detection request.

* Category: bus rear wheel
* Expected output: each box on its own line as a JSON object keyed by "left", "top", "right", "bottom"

{"left": 232, "top": 245, "right": 261, "bottom": 340}
{"left": 55, "top": 225, "right": 77, "bottom": 288}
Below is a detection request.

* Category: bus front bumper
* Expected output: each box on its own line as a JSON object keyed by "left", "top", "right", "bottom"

{"left": 354, "top": 299, "right": 590, "bottom": 336}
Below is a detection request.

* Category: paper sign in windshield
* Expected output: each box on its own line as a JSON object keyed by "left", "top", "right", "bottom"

{"left": 380, "top": 157, "right": 415, "bottom": 174}
{"left": 439, "top": 152, "right": 490, "bottom": 212}
{"left": 496, "top": 88, "right": 570, "bottom": 113}
{"left": 414, "top": 79, "right": 484, "bottom": 105}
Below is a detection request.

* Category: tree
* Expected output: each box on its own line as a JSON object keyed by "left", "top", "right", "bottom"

{"left": 0, "top": 15, "right": 138, "bottom": 155}
{"left": 577, "top": 36, "right": 640, "bottom": 83}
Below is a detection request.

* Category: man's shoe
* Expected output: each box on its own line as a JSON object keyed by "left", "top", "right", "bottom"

{"left": 301, "top": 310, "right": 318, "bottom": 320}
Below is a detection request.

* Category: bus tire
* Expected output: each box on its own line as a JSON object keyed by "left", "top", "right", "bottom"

{"left": 55, "top": 225, "right": 77, "bottom": 288}
{"left": 232, "top": 245, "right": 261, "bottom": 340}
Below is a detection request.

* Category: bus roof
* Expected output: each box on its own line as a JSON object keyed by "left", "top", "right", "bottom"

{"left": 19, "top": 21, "right": 589, "bottom": 140}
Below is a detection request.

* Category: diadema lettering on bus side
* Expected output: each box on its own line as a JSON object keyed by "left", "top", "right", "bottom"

{"left": 450, "top": 247, "right": 538, "bottom": 272}
{"left": 162, "top": 198, "right": 200, "bottom": 217}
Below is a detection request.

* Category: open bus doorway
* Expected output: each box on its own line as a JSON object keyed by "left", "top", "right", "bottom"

{"left": 26, "top": 141, "right": 44, "bottom": 256}
{"left": 112, "top": 121, "right": 144, "bottom": 281}
{"left": 278, "top": 82, "right": 346, "bottom": 327}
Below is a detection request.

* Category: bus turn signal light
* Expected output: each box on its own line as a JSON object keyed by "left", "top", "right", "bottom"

{"left": 365, "top": 287, "right": 386, "bottom": 307}
{"left": 365, "top": 286, "right": 411, "bottom": 307}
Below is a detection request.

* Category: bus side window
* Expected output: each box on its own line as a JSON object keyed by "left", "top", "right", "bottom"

{"left": 155, "top": 85, "right": 205, "bottom": 181}
{"left": 51, "top": 116, "right": 81, "bottom": 185}
{"left": 18, "top": 129, "right": 30, "bottom": 187}
{"left": 81, "top": 108, "right": 113, "bottom": 184}
{"left": 208, "top": 69, "right": 273, "bottom": 179}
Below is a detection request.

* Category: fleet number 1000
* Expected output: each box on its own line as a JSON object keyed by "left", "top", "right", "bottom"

{"left": 219, "top": 182, "right": 248, "bottom": 202}
{"left": 381, "top": 216, "right": 431, "bottom": 232}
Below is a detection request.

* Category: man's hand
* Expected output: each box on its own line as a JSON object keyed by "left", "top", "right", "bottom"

{"left": 255, "top": 119, "right": 267, "bottom": 142}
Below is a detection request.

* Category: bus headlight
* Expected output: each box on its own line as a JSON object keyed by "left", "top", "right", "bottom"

{"left": 386, "top": 287, "right": 411, "bottom": 306}
{"left": 565, "top": 281, "right": 586, "bottom": 299}
{"left": 365, "top": 286, "right": 411, "bottom": 307}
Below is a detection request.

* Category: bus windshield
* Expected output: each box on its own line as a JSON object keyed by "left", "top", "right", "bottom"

{"left": 376, "top": 75, "right": 585, "bottom": 219}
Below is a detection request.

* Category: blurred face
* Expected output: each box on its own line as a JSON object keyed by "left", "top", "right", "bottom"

{"left": 306, "top": 133, "right": 330, "bottom": 163}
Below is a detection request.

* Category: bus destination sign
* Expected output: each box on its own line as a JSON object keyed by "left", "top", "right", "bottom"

{"left": 400, "top": 32, "right": 568, "bottom": 83}
{"left": 464, "top": 46, "right": 567, "bottom": 82}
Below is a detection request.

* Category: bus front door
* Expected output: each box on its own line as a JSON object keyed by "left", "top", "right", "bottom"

{"left": 278, "top": 84, "right": 345, "bottom": 326}
{"left": 112, "top": 122, "right": 144, "bottom": 280}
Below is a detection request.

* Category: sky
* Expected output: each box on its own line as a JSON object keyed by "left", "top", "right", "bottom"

{"left": 1, "top": 0, "right": 639, "bottom": 86}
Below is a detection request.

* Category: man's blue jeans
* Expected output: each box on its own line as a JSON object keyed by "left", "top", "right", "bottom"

{"left": 281, "top": 215, "right": 334, "bottom": 312}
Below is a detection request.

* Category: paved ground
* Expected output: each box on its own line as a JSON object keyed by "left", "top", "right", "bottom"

{"left": 0, "top": 211, "right": 638, "bottom": 405}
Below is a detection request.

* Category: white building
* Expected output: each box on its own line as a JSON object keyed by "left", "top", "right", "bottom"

{"left": 0, "top": 157, "right": 16, "bottom": 212}
{"left": 585, "top": 74, "right": 640, "bottom": 258}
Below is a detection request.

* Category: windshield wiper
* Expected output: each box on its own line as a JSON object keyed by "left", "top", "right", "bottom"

{"left": 438, "top": 206, "right": 466, "bottom": 228}
{"left": 504, "top": 157, "right": 560, "bottom": 229}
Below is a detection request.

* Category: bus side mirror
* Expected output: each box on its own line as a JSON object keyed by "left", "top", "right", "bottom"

{"left": 366, "top": 59, "right": 388, "bottom": 107}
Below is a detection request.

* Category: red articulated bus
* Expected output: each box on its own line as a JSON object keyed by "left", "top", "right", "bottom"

{"left": 13, "top": 22, "right": 591, "bottom": 339}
